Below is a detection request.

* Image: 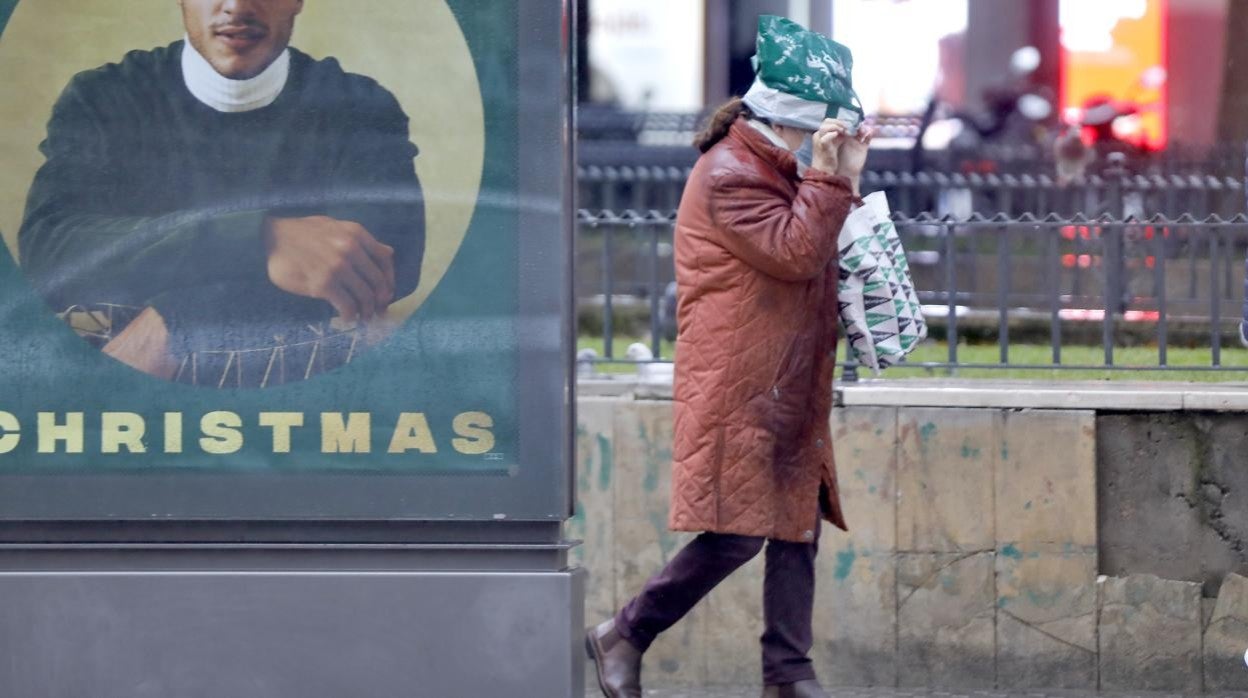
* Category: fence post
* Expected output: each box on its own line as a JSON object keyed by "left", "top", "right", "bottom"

{"left": 1210, "top": 226, "right": 1222, "bottom": 366}
{"left": 842, "top": 360, "right": 859, "bottom": 384}
{"left": 648, "top": 221, "right": 661, "bottom": 359}
{"left": 997, "top": 223, "right": 1011, "bottom": 364}
{"left": 602, "top": 220, "right": 614, "bottom": 359}
{"left": 943, "top": 222, "right": 958, "bottom": 373}
{"left": 1047, "top": 221, "right": 1062, "bottom": 365}
{"left": 1104, "top": 153, "right": 1128, "bottom": 319}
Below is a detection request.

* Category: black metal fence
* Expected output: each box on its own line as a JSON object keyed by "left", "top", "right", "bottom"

{"left": 577, "top": 210, "right": 676, "bottom": 363}
{"left": 576, "top": 108, "right": 1248, "bottom": 376}
{"left": 577, "top": 208, "right": 1248, "bottom": 377}
{"left": 579, "top": 164, "right": 1247, "bottom": 220}
{"left": 863, "top": 168, "right": 1245, "bottom": 220}
{"left": 577, "top": 107, "right": 1248, "bottom": 215}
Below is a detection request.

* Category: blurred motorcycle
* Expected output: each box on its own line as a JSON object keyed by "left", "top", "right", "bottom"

{"left": 1058, "top": 66, "right": 1167, "bottom": 180}
{"left": 912, "top": 46, "right": 1055, "bottom": 173}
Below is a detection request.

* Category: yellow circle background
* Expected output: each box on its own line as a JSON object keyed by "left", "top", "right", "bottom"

{"left": 0, "top": 0, "right": 484, "bottom": 319}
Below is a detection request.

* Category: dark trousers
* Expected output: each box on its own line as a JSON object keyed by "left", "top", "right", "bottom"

{"left": 614, "top": 527, "right": 820, "bottom": 685}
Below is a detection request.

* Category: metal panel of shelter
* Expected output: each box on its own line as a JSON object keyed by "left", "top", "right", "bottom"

{"left": 0, "top": 1, "right": 580, "bottom": 695}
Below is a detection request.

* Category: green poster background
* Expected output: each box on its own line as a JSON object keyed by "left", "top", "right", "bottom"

{"left": 0, "top": 1, "right": 568, "bottom": 522}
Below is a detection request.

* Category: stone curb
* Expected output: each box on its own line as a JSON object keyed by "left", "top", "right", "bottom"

{"left": 576, "top": 378, "right": 1248, "bottom": 412}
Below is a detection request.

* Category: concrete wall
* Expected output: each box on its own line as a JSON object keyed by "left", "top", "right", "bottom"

{"left": 569, "top": 388, "right": 1248, "bottom": 691}
{"left": 1100, "top": 413, "right": 1248, "bottom": 597}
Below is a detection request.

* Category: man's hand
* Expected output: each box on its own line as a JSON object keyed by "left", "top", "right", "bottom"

{"left": 102, "top": 307, "right": 178, "bottom": 380}
{"left": 809, "top": 118, "right": 852, "bottom": 175}
{"left": 263, "top": 216, "right": 396, "bottom": 323}
{"left": 836, "top": 125, "right": 875, "bottom": 195}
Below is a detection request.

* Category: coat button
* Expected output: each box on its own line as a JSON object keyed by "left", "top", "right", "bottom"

{"left": 802, "top": 530, "right": 814, "bottom": 541}
{"left": 816, "top": 439, "right": 825, "bottom": 448}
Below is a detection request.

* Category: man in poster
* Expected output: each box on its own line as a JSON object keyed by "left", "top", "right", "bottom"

{"left": 18, "top": 0, "right": 425, "bottom": 383}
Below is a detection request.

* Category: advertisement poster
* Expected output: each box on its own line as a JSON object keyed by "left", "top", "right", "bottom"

{"left": 0, "top": 1, "right": 569, "bottom": 521}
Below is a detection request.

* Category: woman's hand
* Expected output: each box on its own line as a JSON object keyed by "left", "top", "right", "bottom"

{"left": 809, "top": 119, "right": 851, "bottom": 174}
{"left": 836, "top": 125, "right": 875, "bottom": 195}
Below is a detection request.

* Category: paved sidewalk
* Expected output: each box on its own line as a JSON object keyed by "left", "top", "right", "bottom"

{"left": 636, "top": 689, "right": 1248, "bottom": 698}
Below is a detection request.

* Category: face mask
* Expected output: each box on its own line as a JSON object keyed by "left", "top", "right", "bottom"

{"left": 795, "top": 134, "right": 814, "bottom": 168}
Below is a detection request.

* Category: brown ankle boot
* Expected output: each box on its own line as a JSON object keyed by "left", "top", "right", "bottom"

{"left": 585, "top": 618, "right": 642, "bottom": 698}
{"left": 761, "top": 679, "right": 830, "bottom": 698}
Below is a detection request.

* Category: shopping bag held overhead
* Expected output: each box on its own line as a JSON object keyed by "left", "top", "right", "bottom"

{"left": 743, "top": 15, "right": 865, "bottom": 133}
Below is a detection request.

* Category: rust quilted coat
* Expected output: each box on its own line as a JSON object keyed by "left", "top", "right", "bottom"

{"left": 668, "top": 119, "right": 853, "bottom": 543}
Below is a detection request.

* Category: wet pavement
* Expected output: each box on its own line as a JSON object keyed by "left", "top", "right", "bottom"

{"left": 634, "top": 689, "right": 1248, "bottom": 698}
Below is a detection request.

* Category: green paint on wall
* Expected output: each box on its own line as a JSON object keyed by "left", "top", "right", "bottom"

{"left": 834, "top": 547, "right": 857, "bottom": 581}
{"left": 638, "top": 421, "right": 669, "bottom": 492}
{"left": 577, "top": 426, "right": 596, "bottom": 494}
{"left": 919, "top": 422, "right": 937, "bottom": 442}
{"left": 960, "top": 438, "right": 981, "bottom": 459}
{"left": 1026, "top": 588, "right": 1064, "bottom": 608}
{"left": 1000, "top": 543, "right": 1023, "bottom": 560}
{"left": 596, "top": 434, "right": 612, "bottom": 491}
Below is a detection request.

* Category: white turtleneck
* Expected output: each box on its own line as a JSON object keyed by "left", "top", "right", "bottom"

{"left": 181, "top": 36, "right": 290, "bottom": 113}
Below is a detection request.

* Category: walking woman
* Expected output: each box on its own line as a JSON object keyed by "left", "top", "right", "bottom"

{"left": 585, "top": 17, "right": 873, "bottom": 698}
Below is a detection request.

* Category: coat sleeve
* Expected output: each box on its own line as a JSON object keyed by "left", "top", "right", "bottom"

{"left": 707, "top": 168, "right": 854, "bottom": 282}
{"left": 319, "top": 85, "right": 425, "bottom": 299}
{"left": 147, "top": 83, "right": 426, "bottom": 343}
{"left": 17, "top": 77, "right": 272, "bottom": 312}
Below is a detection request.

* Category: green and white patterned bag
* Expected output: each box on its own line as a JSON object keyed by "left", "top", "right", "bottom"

{"left": 838, "top": 192, "right": 927, "bottom": 372}
{"left": 744, "top": 15, "right": 864, "bottom": 132}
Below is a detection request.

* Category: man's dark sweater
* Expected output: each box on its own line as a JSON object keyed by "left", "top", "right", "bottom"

{"left": 18, "top": 40, "right": 425, "bottom": 349}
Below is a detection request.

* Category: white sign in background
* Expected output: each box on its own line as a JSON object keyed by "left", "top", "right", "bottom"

{"left": 588, "top": 0, "right": 705, "bottom": 111}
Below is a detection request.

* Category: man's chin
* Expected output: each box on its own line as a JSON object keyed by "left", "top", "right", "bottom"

{"left": 209, "top": 55, "right": 274, "bottom": 81}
